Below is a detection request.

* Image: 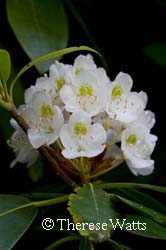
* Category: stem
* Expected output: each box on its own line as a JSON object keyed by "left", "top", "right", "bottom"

{"left": 0, "top": 99, "right": 12, "bottom": 110}
{"left": 47, "top": 146, "right": 79, "bottom": 175}
{"left": 57, "top": 138, "right": 63, "bottom": 150}
{"left": 80, "top": 157, "right": 90, "bottom": 184}
{"left": 32, "top": 195, "right": 69, "bottom": 207}
{"left": 0, "top": 195, "right": 69, "bottom": 217}
{"left": 39, "top": 147, "right": 78, "bottom": 189}
{"left": 90, "top": 159, "right": 124, "bottom": 179}
{"left": 45, "top": 236, "right": 80, "bottom": 250}
{"left": 10, "top": 104, "right": 78, "bottom": 189}
{"left": 91, "top": 155, "right": 115, "bottom": 175}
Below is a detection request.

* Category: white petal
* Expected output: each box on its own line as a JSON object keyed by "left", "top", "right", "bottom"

{"left": 60, "top": 124, "right": 77, "bottom": 149}
{"left": 114, "top": 72, "right": 133, "bottom": 93}
{"left": 10, "top": 119, "right": 22, "bottom": 133}
{"left": 21, "top": 106, "right": 39, "bottom": 126}
{"left": 96, "top": 67, "right": 111, "bottom": 87}
{"left": 83, "top": 145, "right": 105, "bottom": 157}
{"left": 36, "top": 76, "right": 54, "bottom": 92}
{"left": 69, "top": 111, "right": 91, "bottom": 128}
{"left": 43, "top": 131, "right": 58, "bottom": 146}
{"left": 73, "top": 54, "right": 96, "bottom": 74}
{"left": 25, "top": 86, "right": 35, "bottom": 104}
{"left": 10, "top": 158, "right": 18, "bottom": 168}
{"left": 104, "top": 144, "right": 121, "bottom": 160}
{"left": 60, "top": 85, "right": 78, "bottom": 111}
{"left": 135, "top": 110, "right": 155, "bottom": 129}
{"left": 61, "top": 148, "right": 80, "bottom": 159}
{"left": 87, "top": 123, "right": 106, "bottom": 146}
{"left": 126, "top": 158, "right": 154, "bottom": 176}
{"left": 31, "top": 91, "right": 52, "bottom": 114}
{"left": 26, "top": 150, "right": 39, "bottom": 167}
{"left": 61, "top": 145, "right": 105, "bottom": 159}
{"left": 28, "top": 128, "right": 45, "bottom": 148}
{"left": 138, "top": 91, "right": 148, "bottom": 107}
{"left": 53, "top": 105, "right": 64, "bottom": 129}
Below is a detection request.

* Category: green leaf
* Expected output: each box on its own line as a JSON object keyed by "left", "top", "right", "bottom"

{"left": 0, "top": 195, "right": 37, "bottom": 250}
{"left": 110, "top": 194, "right": 166, "bottom": 225}
{"left": 68, "top": 183, "right": 117, "bottom": 243}
{"left": 144, "top": 42, "right": 166, "bottom": 67}
{"left": 7, "top": 0, "right": 68, "bottom": 73}
{"left": 9, "top": 45, "right": 99, "bottom": 98}
{"left": 79, "top": 237, "right": 94, "bottom": 250}
{"left": 115, "top": 189, "right": 166, "bottom": 214}
{"left": 0, "top": 42, "right": 24, "bottom": 139}
{"left": 98, "top": 182, "right": 166, "bottom": 193}
{"left": 0, "top": 49, "right": 11, "bottom": 83}
{"left": 123, "top": 215, "right": 166, "bottom": 239}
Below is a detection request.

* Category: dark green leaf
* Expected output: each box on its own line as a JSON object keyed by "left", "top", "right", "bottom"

{"left": 98, "top": 182, "right": 166, "bottom": 193}
{"left": 79, "top": 237, "right": 94, "bottom": 250}
{"left": 0, "top": 42, "right": 24, "bottom": 139}
{"left": 144, "top": 42, "right": 166, "bottom": 67}
{"left": 0, "top": 49, "right": 11, "bottom": 83}
{"left": 0, "top": 195, "right": 37, "bottom": 250}
{"left": 115, "top": 189, "right": 166, "bottom": 214}
{"left": 68, "top": 183, "right": 117, "bottom": 243}
{"left": 123, "top": 215, "right": 166, "bottom": 239}
{"left": 7, "top": 0, "right": 68, "bottom": 73}
{"left": 110, "top": 194, "right": 166, "bottom": 225}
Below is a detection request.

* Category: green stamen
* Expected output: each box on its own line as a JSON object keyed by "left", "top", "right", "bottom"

{"left": 75, "top": 67, "right": 83, "bottom": 75}
{"left": 112, "top": 85, "right": 123, "bottom": 97}
{"left": 57, "top": 77, "right": 66, "bottom": 91}
{"left": 41, "top": 104, "right": 53, "bottom": 118}
{"left": 79, "top": 84, "right": 93, "bottom": 97}
{"left": 126, "top": 134, "right": 137, "bottom": 145}
{"left": 74, "top": 122, "right": 88, "bottom": 135}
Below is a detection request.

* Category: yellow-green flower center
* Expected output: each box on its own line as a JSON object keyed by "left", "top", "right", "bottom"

{"left": 75, "top": 67, "right": 83, "bottom": 75}
{"left": 112, "top": 85, "right": 123, "bottom": 97}
{"left": 79, "top": 84, "right": 93, "bottom": 97}
{"left": 40, "top": 104, "right": 53, "bottom": 118}
{"left": 126, "top": 134, "right": 137, "bottom": 145}
{"left": 57, "top": 77, "right": 66, "bottom": 91}
{"left": 74, "top": 122, "right": 88, "bottom": 135}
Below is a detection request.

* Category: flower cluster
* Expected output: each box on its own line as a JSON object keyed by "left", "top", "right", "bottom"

{"left": 8, "top": 54, "right": 157, "bottom": 176}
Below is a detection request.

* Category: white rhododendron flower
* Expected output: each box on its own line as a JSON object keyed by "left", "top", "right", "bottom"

{"left": 49, "top": 61, "right": 72, "bottom": 89}
{"left": 60, "top": 69, "right": 109, "bottom": 116}
{"left": 73, "top": 54, "right": 97, "bottom": 75}
{"left": 8, "top": 119, "right": 39, "bottom": 168}
{"left": 106, "top": 72, "right": 147, "bottom": 124}
{"left": 21, "top": 90, "right": 64, "bottom": 148}
{"left": 60, "top": 111, "right": 107, "bottom": 159}
{"left": 7, "top": 53, "right": 157, "bottom": 176}
{"left": 25, "top": 76, "right": 54, "bottom": 105}
{"left": 121, "top": 124, "right": 157, "bottom": 175}
{"left": 25, "top": 78, "right": 60, "bottom": 109}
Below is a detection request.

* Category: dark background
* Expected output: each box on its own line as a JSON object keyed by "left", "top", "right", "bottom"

{"left": 0, "top": 0, "right": 165, "bottom": 249}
